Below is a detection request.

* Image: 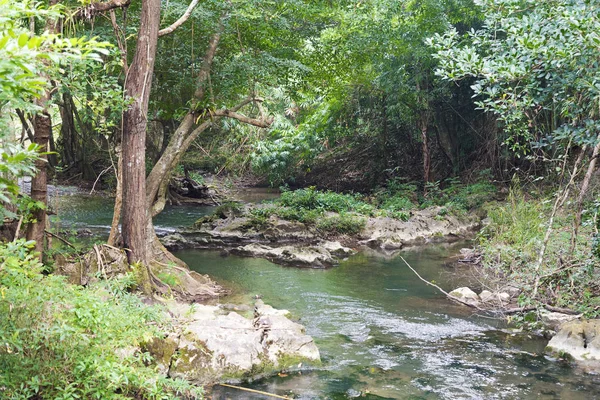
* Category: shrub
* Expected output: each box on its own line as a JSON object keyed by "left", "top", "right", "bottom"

{"left": 316, "top": 212, "right": 366, "bottom": 235}
{"left": 0, "top": 240, "right": 203, "bottom": 399}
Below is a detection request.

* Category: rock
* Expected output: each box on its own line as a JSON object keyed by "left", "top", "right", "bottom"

{"left": 147, "top": 300, "right": 320, "bottom": 384}
{"left": 479, "top": 290, "right": 511, "bottom": 304}
{"left": 160, "top": 233, "right": 189, "bottom": 250}
{"left": 321, "top": 241, "right": 354, "bottom": 258}
{"left": 168, "top": 204, "right": 479, "bottom": 266}
{"left": 449, "top": 287, "right": 480, "bottom": 305}
{"left": 479, "top": 290, "right": 494, "bottom": 303}
{"left": 219, "top": 303, "right": 252, "bottom": 312}
{"left": 231, "top": 242, "right": 353, "bottom": 268}
{"left": 498, "top": 285, "right": 521, "bottom": 298}
{"left": 547, "top": 320, "right": 600, "bottom": 360}
{"left": 541, "top": 311, "right": 582, "bottom": 331}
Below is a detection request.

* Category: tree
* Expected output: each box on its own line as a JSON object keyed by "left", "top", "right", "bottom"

{"left": 0, "top": 0, "right": 108, "bottom": 254}
{"left": 252, "top": 0, "right": 484, "bottom": 188}
{"left": 430, "top": 0, "right": 600, "bottom": 250}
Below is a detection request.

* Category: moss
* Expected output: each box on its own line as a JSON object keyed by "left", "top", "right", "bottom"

{"left": 142, "top": 335, "right": 178, "bottom": 369}
{"left": 130, "top": 262, "right": 152, "bottom": 295}
{"left": 276, "top": 353, "right": 322, "bottom": 369}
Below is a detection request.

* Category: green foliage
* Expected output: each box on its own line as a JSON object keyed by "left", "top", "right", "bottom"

{"left": 316, "top": 212, "right": 366, "bottom": 235}
{"left": 420, "top": 179, "right": 496, "bottom": 211}
{"left": 278, "top": 187, "right": 375, "bottom": 215}
{"left": 477, "top": 187, "right": 600, "bottom": 317}
{"left": 479, "top": 188, "right": 545, "bottom": 269}
{"left": 0, "top": 240, "right": 203, "bottom": 399}
{"left": 0, "top": 0, "right": 110, "bottom": 115}
{"left": 431, "top": 0, "right": 600, "bottom": 155}
{"left": 0, "top": 143, "right": 40, "bottom": 218}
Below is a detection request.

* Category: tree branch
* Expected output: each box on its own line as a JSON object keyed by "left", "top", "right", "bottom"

{"left": 74, "top": 0, "right": 131, "bottom": 19}
{"left": 158, "top": 0, "right": 200, "bottom": 37}
{"left": 211, "top": 109, "right": 273, "bottom": 127}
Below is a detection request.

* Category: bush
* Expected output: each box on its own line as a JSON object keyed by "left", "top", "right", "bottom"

{"left": 316, "top": 212, "right": 366, "bottom": 235}
{"left": 0, "top": 240, "right": 203, "bottom": 399}
{"left": 278, "top": 187, "right": 375, "bottom": 215}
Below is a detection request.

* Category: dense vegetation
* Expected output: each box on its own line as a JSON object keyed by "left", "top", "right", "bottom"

{"left": 2, "top": 0, "right": 600, "bottom": 396}
{"left": 0, "top": 240, "right": 202, "bottom": 399}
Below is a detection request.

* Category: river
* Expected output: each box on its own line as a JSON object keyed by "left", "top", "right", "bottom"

{"left": 50, "top": 188, "right": 600, "bottom": 399}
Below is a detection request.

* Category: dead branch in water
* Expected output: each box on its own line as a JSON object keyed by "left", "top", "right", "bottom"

{"left": 400, "top": 256, "right": 486, "bottom": 311}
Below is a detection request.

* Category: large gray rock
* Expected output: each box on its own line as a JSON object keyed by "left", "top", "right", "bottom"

{"left": 479, "top": 290, "right": 510, "bottom": 304}
{"left": 146, "top": 300, "right": 320, "bottom": 384}
{"left": 359, "top": 207, "right": 479, "bottom": 251}
{"left": 546, "top": 320, "right": 600, "bottom": 360}
{"left": 231, "top": 241, "right": 354, "bottom": 268}
{"left": 541, "top": 311, "right": 581, "bottom": 331}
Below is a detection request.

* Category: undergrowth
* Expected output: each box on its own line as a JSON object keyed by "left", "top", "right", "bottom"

{"left": 0, "top": 240, "right": 203, "bottom": 399}
{"left": 233, "top": 180, "right": 495, "bottom": 235}
{"left": 477, "top": 187, "right": 600, "bottom": 318}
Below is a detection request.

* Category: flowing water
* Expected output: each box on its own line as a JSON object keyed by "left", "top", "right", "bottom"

{"left": 52, "top": 189, "right": 600, "bottom": 400}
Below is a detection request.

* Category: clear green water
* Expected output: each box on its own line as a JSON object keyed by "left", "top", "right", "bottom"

{"left": 178, "top": 248, "right": 600, "bottom": 400}
{"left": 51, "top": 189, "right": 600, "bottom": 399}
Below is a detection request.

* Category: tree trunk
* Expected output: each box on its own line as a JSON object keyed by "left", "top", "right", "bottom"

{"left": 121, "top": 0, "right": 161, "bottom": 265}
{"left": 58, "top": 92, "right": 79, "bottom": 169}
{"left": 26, "top": 110, "right": 51, "bottom": 257}
{"left": 420, "top": 114, "right": 431, "bottom": 193}
{"left": 570, "top": 140, "right": 600, "bottom": 253}
{"left": 26, "top": 0, "right": 58, "bottom": 259}
{"left": 108, "top": 145, "right": 122, "bottom": 246}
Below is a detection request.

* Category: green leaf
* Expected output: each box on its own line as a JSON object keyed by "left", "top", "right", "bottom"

{"left": 17, "top": 32, "right": 29, "bottom": 47}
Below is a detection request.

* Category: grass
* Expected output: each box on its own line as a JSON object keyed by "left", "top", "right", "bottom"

{"left": 476, "top": 186, "right": 600, "bottom": 318}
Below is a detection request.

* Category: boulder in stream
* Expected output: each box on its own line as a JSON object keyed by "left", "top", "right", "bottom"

{"left": 546, "top": 320, "right": 600, "bottom": 360}
{"left": 145, "top": 299, "right": 320, "bottom": 384}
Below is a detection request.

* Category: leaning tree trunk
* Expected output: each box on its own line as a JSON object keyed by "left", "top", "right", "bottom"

{"left": 570, "top": 139, "right": 600, "bottom": 254}
{"left": 121, "top": 0, "right": 161, "bottom": 265}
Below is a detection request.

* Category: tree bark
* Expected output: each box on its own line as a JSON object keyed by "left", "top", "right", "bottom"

{"left": 108, "top": 145, "right": 122, "bottom": 246}
{"left": 420, "top": 114, "right": 431, "bottom": 193}
{"left": 121, "top": 0, "right": 161, "bottom": 265}
{"left": 25, "top": 0, "right": 58, "bottom": 259}
{"left": 26, "top": 110, "right": 51, "bottom": 257}
{"left": 570, "top": 140, "right": 600, "bottom": 253}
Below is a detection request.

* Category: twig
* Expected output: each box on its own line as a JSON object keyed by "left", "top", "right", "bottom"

{"left": 93, "top": 245, "right": 107, "bottom": 280}
{"left": 13, "top": 216, "right": 23, "bottom": 242}
{"left": 90, "top": 165, "right": 113, "bottom": 194}
{"left": 44, "top": 230, "right": 76, "bottom": 249}
{"left": 400, "top": 256, "right": 486, "bottom": 311}
{"left": 217, "top": 383, "right": 292, "bottom": 399}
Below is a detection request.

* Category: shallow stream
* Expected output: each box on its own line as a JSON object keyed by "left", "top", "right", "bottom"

{"left": 52, "top": 188, "right": 600, "bottom": 399}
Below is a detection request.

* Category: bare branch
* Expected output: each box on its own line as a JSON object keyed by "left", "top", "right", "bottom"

{"left": 158, "top": 0, "right": 200, "bottom": 37}
{"left": 400, "top": 256, "right": 486, "bottom": 311}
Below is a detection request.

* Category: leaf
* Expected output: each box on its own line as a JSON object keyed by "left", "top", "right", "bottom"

{"left": 0, "top": 35, "right": 9, "bottom": 50}
{"left": 17, "top": 32, "right": 29, "bottom": 47}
